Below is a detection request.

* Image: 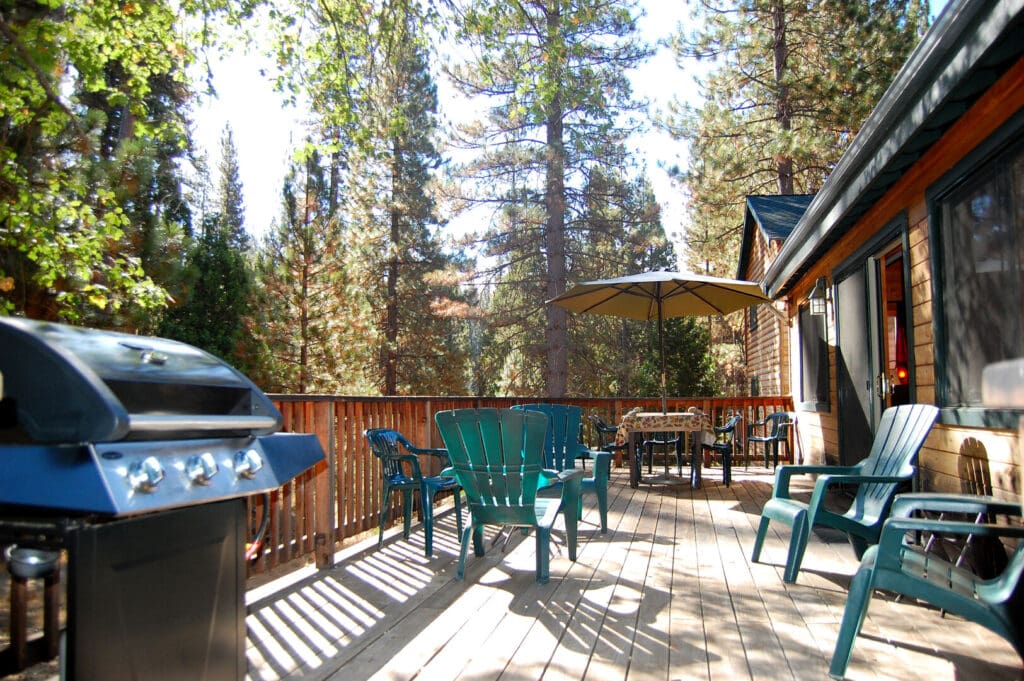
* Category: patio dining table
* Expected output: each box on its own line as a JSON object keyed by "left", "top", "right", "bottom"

{"left": 616, "top": 410, "right": 706, "bottom": 489}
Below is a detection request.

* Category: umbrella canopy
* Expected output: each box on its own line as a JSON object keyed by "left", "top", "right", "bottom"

{"left": 547, "top": 271, "right": 771, "bottom": 320}
{"left": 548, "top": 271, "right": 772, "bottom": 411}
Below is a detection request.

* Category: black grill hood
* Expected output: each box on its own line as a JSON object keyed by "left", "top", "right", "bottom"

{"left": 0, "top": 317, "right": 282, "bottom": 443}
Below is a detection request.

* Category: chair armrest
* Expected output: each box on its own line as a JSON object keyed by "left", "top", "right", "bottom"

{"left": 807, "top": 473, "right": 911, "bottom": 519}
{"left": 557, "top": 468, "right": 584, "bottom": 506}
{"left": 889, "top": 493, "right": 1024, "bottom": 520}
{"left": 557, "top": 469, "right": 586, "bottom": 483}
{"left": 590, "top": 451, "right": 611, "bottom": 482}
{"left": 875, "top": 516, "right": 1024, "bottom": 571}
{"left": 772, "top": 464, "right": 858, "bottom": 498}
{"left": 383, "top": 452, "right": 423, "bottom": 478}
{"left": 404, "top": 443, "right": 450, "bottom": 460}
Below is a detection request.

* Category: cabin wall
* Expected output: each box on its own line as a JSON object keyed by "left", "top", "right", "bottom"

{"left": 783, "top": 56, "right": 1024, "bottom": 499}
{"left": 744, "top": 230, "right": 791, "bottom": 399}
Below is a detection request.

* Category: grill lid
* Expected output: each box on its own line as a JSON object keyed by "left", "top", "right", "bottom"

{"left": 0, "top": 318, "right": 282, "bottom": 443}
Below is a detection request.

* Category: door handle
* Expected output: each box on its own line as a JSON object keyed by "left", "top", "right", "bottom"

{"left": 875, "top": 373, "right": 891, "bottom": 399}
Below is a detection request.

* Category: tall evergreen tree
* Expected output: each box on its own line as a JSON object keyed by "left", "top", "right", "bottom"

{"left": 447, "top": 0, "right": 652, "bottom": 397}
{"left": 217, "top": 125, "right": 249, "bottom": 249}
{"left": 158, "top": 213, "right": 251, "bottom": 361}
{"left": 663, "top": 0, "right": 930, "bottom": 277}
{"left": 343, "top": 6, "right": 469, "bottom": 395}
{"left": 251, "top": 152, "right": 375, "bottom": 394}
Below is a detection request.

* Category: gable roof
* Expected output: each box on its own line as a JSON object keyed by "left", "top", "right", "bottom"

{"left": 763, "top": 0, "right": 1024, "bottom": 297}
{"left": 736, "top": 194, "right": 815, "bottom": 280}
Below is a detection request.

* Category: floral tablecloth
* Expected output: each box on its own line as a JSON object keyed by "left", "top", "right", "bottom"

{"left": 615, "top": 410, "right": 706, "bottom": 446}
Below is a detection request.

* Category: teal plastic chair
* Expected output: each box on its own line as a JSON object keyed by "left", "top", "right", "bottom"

{"left": 701, "top": 413, "right": 743, "bottom": 486}
{"left": 746, "top": 411, "right": 794, "bottom": 468}
{"left": 830, "top": 493, "right": 1024, "bottom": 679}
{"left": 514, "top": 404, "right": 611, "bottom": 533}
{"left": 751, "top": 403, "right": 939, "bottom": 583}
{"left": 434, "top": 408, "right": 584, "bottom": 584}
{"left": 365, "top": 428, "right": 462, "bottom": 557}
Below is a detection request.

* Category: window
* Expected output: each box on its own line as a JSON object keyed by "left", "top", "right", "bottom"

{"left": 750, "top": 376, "right": 760, "bottom": 397}
{"left": 933, "top": 133, "right": 1024, "bottom": 409}
{"left": 798, "top": 302, "right": 829, "bottom": 410}
{"left": 749, "top": 305, "right": 759, "bottom": 332}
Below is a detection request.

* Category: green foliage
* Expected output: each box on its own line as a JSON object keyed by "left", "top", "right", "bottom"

{"left": 158, "top": 214, "right": 251, "bottom": 361}
{"left": 0, "top": 0, "right": 197, "bottom": 322}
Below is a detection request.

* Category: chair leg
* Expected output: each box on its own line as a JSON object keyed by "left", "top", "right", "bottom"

{"left": 751, "top": 515, "right": 771, "bottom": 562}
{"left": 456, "top": 524, "right": 474, "bottom": 581}
{"left": 722, "top": 451, "right": 731, "bottom": 487}
{"left": 535, "top": 525, "right": 551, "bottom": 584}
{"left": 596, "top": 485, "right": 608, "bottom": 534}
{"left": 378, "top": 487, "right": 392, "bottom": 547}
{"left": 422, "top": 496, "right": 434, "bottom": 557}
{"left": 828, "top": 563, "right": 876, "bottom": 679}
{"left": 402, "top": 489, "right": 413, "bottom": 540}
{"left": 454, "top": 488, "right": 464, "bottom": 539}
{"left": 783, "top": 510, "right": 810, "bottom": 584}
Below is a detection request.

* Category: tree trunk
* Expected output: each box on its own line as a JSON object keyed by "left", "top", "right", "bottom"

{"left": 773, "top": 0, "right": 794, "bottom": 195}
{"left": 544, "top": 5, "right": 568, "bottom": 397}
{"left": 384, "top": 138, "right": 401, "bottom": 395}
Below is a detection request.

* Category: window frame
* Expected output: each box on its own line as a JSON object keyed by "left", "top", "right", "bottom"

{"left": 797, "top": 299, "right": 830, "bottom": 412}
{"left": 927, "top": 109, "right": 1024, "bottom": 429}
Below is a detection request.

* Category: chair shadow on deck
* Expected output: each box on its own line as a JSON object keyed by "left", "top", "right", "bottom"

{"left": 244, "top": 503, "right": 618, "bottom": 681}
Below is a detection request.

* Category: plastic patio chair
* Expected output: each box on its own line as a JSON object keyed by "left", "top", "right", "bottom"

{"left": 746, "top": 411, "right": 795, "bottom": 468}
{"left": 515, "top": 404, "right": 611, "bottom": 533}
{"left": 829, "top": 493, "right": 1024, "bottom": 679}
{"left": 750, "top": 403, "right": 939, "bottom": 583}
{"left": 701, "top": 413, "right": 743, "bottom": 486}
{"left": 365, "top": 428, "right": 462, "bottom": 557}
{"left": 588, "top": 413, "right": 631, "bottom": 468}
{"left": 434, "top": 407, "right": 584, "bottom": 584}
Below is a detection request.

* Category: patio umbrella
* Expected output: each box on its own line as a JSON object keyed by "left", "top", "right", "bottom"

{"left": 547, "top": 271, "right": 772, "bottom": 412}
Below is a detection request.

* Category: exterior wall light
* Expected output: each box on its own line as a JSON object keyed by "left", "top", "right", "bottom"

{"left": 809, "top": 277, "right": 830, "bottom": 316}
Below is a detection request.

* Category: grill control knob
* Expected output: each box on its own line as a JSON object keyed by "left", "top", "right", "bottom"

{"left": 128, "top": 456, "right": 165, "bottom": 492}
{"left": 234, "top": 449, "right": 263, "bottom": 479}
{"left": 186, "top": 452, "right": 219, "bottom": 485}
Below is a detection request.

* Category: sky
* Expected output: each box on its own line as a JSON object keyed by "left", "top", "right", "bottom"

{"left": 191, "top": 2, "right": 699, "bottom": 246}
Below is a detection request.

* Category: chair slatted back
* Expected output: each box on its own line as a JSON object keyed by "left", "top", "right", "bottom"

{"left": 365, "top": 428, "right": 417, "bottom": 484}
{"left": 435, "top": 408, "right": 548, "bottom": 526}
{"left": 514, "top": 403, "right": 582, "bottom": 471}
{"left": 853, "top": 404, "right": 940, "bottom": 521}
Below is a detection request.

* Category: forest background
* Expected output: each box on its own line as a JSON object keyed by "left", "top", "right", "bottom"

{"left": 0, "top": 0, "right": 934, "bottom": 399}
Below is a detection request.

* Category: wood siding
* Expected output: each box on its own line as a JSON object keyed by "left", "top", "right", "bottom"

{"left": 779, "top": 57, "right": 1024, "bottom": 499}
{"left": 743, "top": 228, "right": 791, "bottom": 398}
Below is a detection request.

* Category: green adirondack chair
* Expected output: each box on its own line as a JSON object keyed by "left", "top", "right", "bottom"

{"left": 434, "top": 407, "right": 584, "bottom": 584}
{"left": 830, "top": 493, "right": 1024, "bottom": 679}
{"left": 514, "top": 403, "right": 611, "bottom": 533}
{"left": 751, "top": 403, "right": 939, "bottom": 583}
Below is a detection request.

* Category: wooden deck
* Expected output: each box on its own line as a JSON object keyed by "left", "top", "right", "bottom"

{"left": 244, "top": 466, "right": 1023, "bottom": 681}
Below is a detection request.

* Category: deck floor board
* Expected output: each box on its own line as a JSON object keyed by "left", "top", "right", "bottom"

{"left": 244, "top": 467, "right": 1023, "bottom": 681}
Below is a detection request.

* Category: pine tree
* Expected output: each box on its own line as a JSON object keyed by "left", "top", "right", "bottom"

{"left": 217, "top": 125, "right": 249, "bottom": 250}
{"left": 447, "top": 0, "right": 652, "bottom": 397}
{"left": 158, "top": 213, "right": 251, "bottom": 362}
{"left": 664, "top": 0, "right": 930, "bottom": 278}
{"left": 251, "top": 152, "right": 375, "bottom": 394}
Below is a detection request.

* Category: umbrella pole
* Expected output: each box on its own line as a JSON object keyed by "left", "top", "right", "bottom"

{"left": 659, "top": 298, "right": 667, "bottom": 413}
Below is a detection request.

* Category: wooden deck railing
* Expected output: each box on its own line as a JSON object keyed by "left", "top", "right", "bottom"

{"left": 246, "top": 395, "right": 793, "bottom": 576}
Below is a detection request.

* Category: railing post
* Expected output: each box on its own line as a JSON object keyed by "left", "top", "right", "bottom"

{"left": 315, "top": 403, "right": 336, "bottom": 569}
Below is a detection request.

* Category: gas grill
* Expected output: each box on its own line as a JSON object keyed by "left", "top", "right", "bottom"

{"left": 0, "top": 317, "right": 325, "bottom": 680}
